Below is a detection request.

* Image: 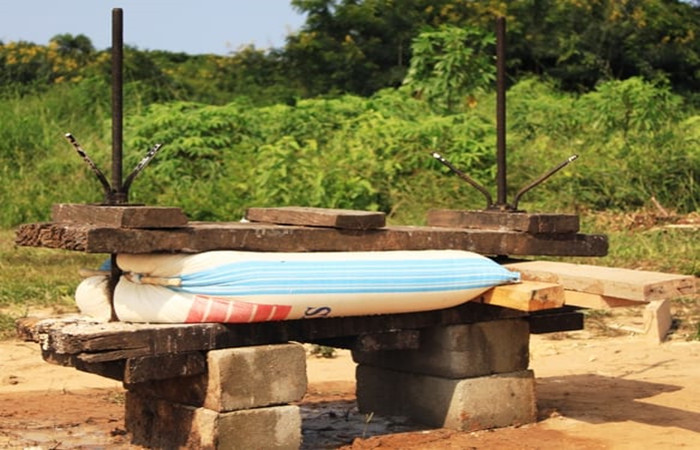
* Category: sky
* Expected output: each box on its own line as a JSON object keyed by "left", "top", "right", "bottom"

{"left": 0, "top": 1, "right": 307, "bottom": 55}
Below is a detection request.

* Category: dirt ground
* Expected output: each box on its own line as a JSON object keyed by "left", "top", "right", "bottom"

{"left": 1, "top": 305, "right": 700, "bottom": 449}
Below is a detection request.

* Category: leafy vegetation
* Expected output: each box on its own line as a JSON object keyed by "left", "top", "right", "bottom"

{"left": 0, "top": 1, "right": 698, "bottom": 340}
{"left": 0, "top": 229, "right": 103, "bottom": 338}
{"left": 0, "top": 76, "right": 696, "bottom": 226}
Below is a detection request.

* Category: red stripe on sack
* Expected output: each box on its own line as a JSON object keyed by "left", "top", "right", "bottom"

{"left": 252, "top": 303, "right": 274, "bottom": 322}
{"left": 186, "top": 296, "right": 293, "bottom": 323}
{"left": 204, "top": 297, "right": 233, "bottom": 322}
{"left": 229, "top": 300, "right": 256, "bottom": 323}
{"left": 268, "top": 304, "right": 293, "bottom": 321}
{"left": 185, "top": 295, "right": 209, "bottom": 322}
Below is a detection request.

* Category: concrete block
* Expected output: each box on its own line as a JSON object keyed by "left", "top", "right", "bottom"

{"left": 352, "top": 319, "right": 529, "bottom": 378}
{"left": 126, "top": 392, "right": 301, "bottom": 449}
{"left": 127, "top": 343, "right": 307, "bottom": 412}
{"left": 218, "top": 404, "right": 301, "bottom": 450}
{"left": 356, "top": 366, "right": 536, "bottom": 431}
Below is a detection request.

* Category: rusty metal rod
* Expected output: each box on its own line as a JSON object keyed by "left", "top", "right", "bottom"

{"left": 512, "top": 154, "right": 579, "bottom": 210}
{"left": 111, "top": 8, "right": 124, "bottom": 204}
{"left": 496, "top": 16, "right": 507, "bottom": 207}
{"left": 109, "top": 8, "right": 124, "bottom": 322}
{"left": 432, "top": 152, "right": 493, "bottom": 208}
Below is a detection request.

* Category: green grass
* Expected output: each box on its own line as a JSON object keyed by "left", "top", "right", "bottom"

{"left": 555, "top": 212, "right": 700, "bottom": 276}
{"left": 0, "top": 229, "right": 103, "bottom": 338}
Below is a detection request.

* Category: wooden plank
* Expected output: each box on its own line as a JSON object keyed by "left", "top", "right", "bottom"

{"left": 643, "top": 299, "right": 672, "bottom": 343}
{"left": 528, "top": 309, "right": 584, "bottom": 334}
{"left": 246, "top": 206, "right": 386, "bottom": 230}
{"left": 563, "top": 291, "right": 644, "bottom": 309}
{"left": 427, "top": 210, "right": 579, "bottom": 234}
{"left": 124, "top": 352, "right": 207, "bottom": 384}
{"left": 354, "top": 330, "right": 421, "bottom": 351}
{"left": 52, "top": 203, "right": 188, "bottom": 228}
{"left": 506, "top": 260, "right": 696, "bottom": 302}
{"left": 479, "top": 281, "right": 565, "bottom": 311}
{"left": 15, "top": 316, "right": 42, "bottom": 342}
{"left": 15, "top": 221, "right": 608, "bottom": 256}
{"left": 310, "top": 330, "right": 422, "bottom": 352}
{"left": 27, "top": 302, "right": 526, "bottom": 365}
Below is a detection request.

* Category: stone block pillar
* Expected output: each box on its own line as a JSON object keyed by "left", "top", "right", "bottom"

{"left": 353, "top": 318, "right": 536, "bottom": 431}
{"left": 125, "top": 343, "right": 307, "bottom": 449}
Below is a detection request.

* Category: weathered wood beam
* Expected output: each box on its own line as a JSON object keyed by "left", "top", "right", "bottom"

{"left": 124, "top": 352, "right": 207, "bottom": 384}
{"left": 246, "top": 206, "right": 386, "bottom": 230}
{"left": 527, "top": 308, "right": 584, "bottom": 334}
{"left": 506, "top": 261, "right": 696, "bottom": 302}
{"left": 427, "top": 210, "right": 579, "bottom": 234}
{"left": 312, "top": 330, "right": 422, "bottom": 352}
{"left": 23, "top": 302, "right": 526, "bottom": 365}
{"left": 52, "top": 203, "right": 188, "bottom": 228}
{"left": 15, "top": 221, "right": 608, "bottom": 256}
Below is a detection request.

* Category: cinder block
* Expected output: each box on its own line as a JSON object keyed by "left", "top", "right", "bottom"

{"left": 356, "top": 366, "right": 536, "bottom": 431}
{"left": 218, "top": 403, "right": 301, "bottom": 450}
{"left": 126, "top": 392, "right": 301, "bottom": 449}
{"left": 352, "top": 319, "right": 529, "bottom": 378}
{"left": 127, "top": 343, "right": 307, "bottom": 412}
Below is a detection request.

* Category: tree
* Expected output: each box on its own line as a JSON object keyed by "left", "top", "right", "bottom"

{"left": 283, "top": 0, "right": 700, "bottom": 96}
{"left": 285, "top": 0, "right": 475, "bottom": 96}
{"left": 402, "top": 24, "right": 495, "bottom": 113}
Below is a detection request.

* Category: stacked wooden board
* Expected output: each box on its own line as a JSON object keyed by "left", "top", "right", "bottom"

{"left": 14, "top": 205, "right": 696, "bottom": 335}
{"left": 505, "top": 260, "right": 696, "bottom": 308}
{"left": 16, "top": 205, "right": 608, "bottom": 256}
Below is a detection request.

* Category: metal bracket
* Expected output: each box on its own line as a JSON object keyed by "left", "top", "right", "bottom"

{"left": 64, "top": 8, "right": 162, "bottom": 205}
{"left": 432, "top": 17, "right": 578, "bottom": 212}
{"left": 64, "top": 133, "right": 163, "bottom": 205}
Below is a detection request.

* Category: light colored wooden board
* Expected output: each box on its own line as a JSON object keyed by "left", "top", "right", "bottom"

{"left": 563, "top": 291, "right": 644, "bottom": 309}
{"left": 505, "top": 261, "right": 696, "bottom": 302}
{"left": 644, "top": 299, "right": 672, "bottom": 343}
{"left": 480, "top": 281, "right": 565, "bottom": 311}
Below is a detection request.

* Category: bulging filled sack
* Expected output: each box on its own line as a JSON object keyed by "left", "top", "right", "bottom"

{"left": 76, "top": 250, "right": 519, "bottom": 323}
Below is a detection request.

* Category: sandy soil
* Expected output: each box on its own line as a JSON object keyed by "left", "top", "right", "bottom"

{"left": 2, "top": 309, "right": 700, "bottom": 449}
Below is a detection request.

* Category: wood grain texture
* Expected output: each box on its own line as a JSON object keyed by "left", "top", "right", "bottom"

{"left": 246, "top": 206, "right": 386, "bottom": 230}
{"left": 15, "top": 221, "right": 609, "bottom": 256}
{"left": 563, "top": 291, "right": 644, "bottom": 309}
{"left": 23, "top": 302, "right": 527, "bottom": 366}
{"left": 124, "top": 352, "right": 207, "bottom": 384}
{"left": 480, "top": 281, "right": 565, "bottom": 311}
{"left": 506, "top": 260, "right": 696, "bottom": 301}
{"left": 52, "top": 203, "right": 188, "bottom": 228}
{"left": 427, "top": 209, "right": 580, "bottom": 233}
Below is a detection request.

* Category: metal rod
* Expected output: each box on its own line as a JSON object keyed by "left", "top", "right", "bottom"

{"left": 109, "top": 9, "right": 124, "bottom": 322}
{"left": 512, "top": 154, "right": 579, "bottom": 210}
{"left": 431, "top": 152, "right": 494, "bottom": 208}
{"left": 111, "top": 8, "right": 124, "bottom": 204}
{"left": 496, "top": 16, "right": 507, "bottom": 207}
{"left": 108, "top": 254, "right": 120, "bottom": 322}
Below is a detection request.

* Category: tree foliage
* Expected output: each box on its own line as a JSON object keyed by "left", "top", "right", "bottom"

{"left": 402, "top": 24, "right": 495, "bottom": 112}
{"left": 286, "top": 0, "right": 700, "bottom": 95}
{"left": 1, "top": 1, "right": 698, "bottom": 99}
